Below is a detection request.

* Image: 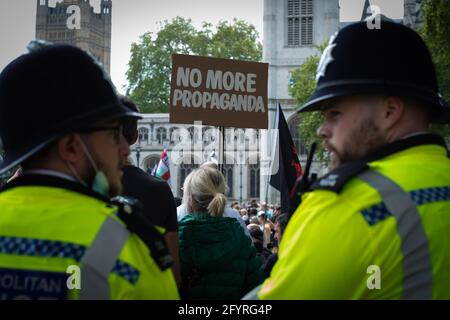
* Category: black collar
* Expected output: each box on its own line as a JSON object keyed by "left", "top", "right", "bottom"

{"left": 363, "top": 133, "right": 448, "bottom": 162}
{"left": 0, "top": 174, "right": 110, "bottom": 203}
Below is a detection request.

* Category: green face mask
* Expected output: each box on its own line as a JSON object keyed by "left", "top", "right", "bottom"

{"left": 91, "top": 170, "right": 110, "bottom": 197}
{"left": 76, "top": 136, "right": 111, "bottom": 197}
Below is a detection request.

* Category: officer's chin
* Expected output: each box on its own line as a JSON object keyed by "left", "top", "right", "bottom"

{"left": 109, "top": 182, "right": 122, "bottom": 198}
{"left": 329, "top": 151, "right": 341, "bottom": 170}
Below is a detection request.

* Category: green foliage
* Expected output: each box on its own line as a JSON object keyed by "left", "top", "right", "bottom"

{"left": 288, "top": 43, "right": 327, "bottom": 161}
{"left": 420, "top": 0, "right": 450, "bottom": 138}
{"left": 126, "top": 17, "right": 262, "bottom": 113}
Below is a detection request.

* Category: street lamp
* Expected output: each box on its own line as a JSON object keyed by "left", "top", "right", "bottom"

{"left": 136, "top": 143, "right": 141, "bottom": 169}
{"left": 239, "top": 151, "right": 243, "bottom": 204}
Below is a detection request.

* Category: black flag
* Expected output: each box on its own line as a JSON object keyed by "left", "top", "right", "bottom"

{"left": 269, "top": 104, "right": 302, "bottom": 213}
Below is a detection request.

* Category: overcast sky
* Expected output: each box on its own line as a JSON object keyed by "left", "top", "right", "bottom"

{"left": 0, "top": 0, "right": 403, "bottom": 93}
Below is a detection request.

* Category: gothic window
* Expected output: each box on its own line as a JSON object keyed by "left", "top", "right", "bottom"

{"left": 202, "top": 127, "right": 212, "bottom": 143}
{"left": 224, "top": 164, "right": 234, "bottom": 198}
{"left": 235, "top": 129, "right": 245, "bottom": 145}
{"left": 187, "top": 127, "right": 194, "bottom": 141}
{"left": 169, "top": 127, "right": 179, "bottom": 144}
{"left": 187, "top": 126, "right": 201, "bottom": 145}
{"left": 287, "top": 0, "right": 313, "bottom": 46}
{"left": 288, "top": 115, "right": 308, "bottom": 156}
{"left": 179, "top": 157, "right": 199, "bottom": 197}
{"left": 156, "top": 127, "right": 167, "bottom": 144}
{"left": 144, "top": 156, "right": 159, "bottom": 174}
{"left": 248, "top": 163, "right": 260, "bottom": 199}
{"left": 138, "top": 127, "right": 149, "bottom": 144}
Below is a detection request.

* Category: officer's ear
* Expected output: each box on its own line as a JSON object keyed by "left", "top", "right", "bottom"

{"left": 380, "top": 96, "right": 405, "bottom": 130}
{"left": 57, "top": 133, "right": 85, "bottom": 163}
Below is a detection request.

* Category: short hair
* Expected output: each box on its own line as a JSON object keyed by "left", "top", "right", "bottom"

{"left": 275, "top": 213, "right": 289, "bottom": 236}
{"left": 249, "top": 208, "right": 258, "bottom": 217}
{"left": 247, "top": 223, "right": 263, "bottom": 242}
{"left": 249, "top": 216, "right": 259, "bottom": 225}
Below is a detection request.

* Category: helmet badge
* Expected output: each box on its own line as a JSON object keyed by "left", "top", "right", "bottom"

{"left": 316, "top": 32, "right": 337, "bottom": 83}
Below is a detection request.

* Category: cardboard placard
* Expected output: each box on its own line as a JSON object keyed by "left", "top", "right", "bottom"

{"left": 170, "top": 54, "right": 268, "bottom": 129}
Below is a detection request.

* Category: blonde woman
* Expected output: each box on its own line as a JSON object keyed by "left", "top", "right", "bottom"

{"left": 178, "top": 166, "right": 264, "bottom": 299}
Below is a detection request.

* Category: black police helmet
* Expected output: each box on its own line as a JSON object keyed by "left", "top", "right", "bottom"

{"left": 300, "top": 18, "right": 450, "bottom": 124}
{"left": 0, "top": 43, "right": 141, "bottom": 174}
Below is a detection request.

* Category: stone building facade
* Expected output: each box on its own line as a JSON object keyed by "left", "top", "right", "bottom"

{"left": 36, "top": 0, "right": 112, "bottom": 72}
{"left": 131, "top": 114, "right": 263, "bottom": 202}
{"left": 403, "top": 0, "right": 424, "bottom": 30}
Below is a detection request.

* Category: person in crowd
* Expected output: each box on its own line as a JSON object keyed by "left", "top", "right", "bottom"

{"left": 249, "top": 216, "right": 260, "bottom": 225}
{"left": 120, "top": 96, "right": 181, "bottom": 287}
{"left": 0, "top": 43, "right": 179, "bottom": 299}
{"left": 177, "top": 161, "right": 250, "bottom": 237}
{"left": 247, "top": 224, "right": 273, "bottom": 266}
{"left": 240, "top": 208, "right": 250, "bottom": 225}
{"left": 257, "top": 211, "right": 273, "bottom": 249}
{"left": 262, "top": 213, "right": 289, "bottom": 278}
{"left": 249, "top": 208, "right": 258, "bottom": 220}
{"left": 178, "top": 166, "right": 264, "bottom": 299}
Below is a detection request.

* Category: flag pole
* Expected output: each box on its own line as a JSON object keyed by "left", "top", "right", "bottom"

{"left": 265, "top": 103, "right": 279, "bottom": 203}
{"left": 218, "top": 126, "right": 225, "bottom": 174}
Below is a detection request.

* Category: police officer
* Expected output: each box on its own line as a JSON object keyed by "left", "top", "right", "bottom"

{"left": 250, "top": 19, "right": 450, "bottom": 299}
{"left": 0, "top": 43, "right": 179, "bottom": 299}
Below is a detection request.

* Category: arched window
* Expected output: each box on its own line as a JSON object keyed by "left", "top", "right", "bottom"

{"left": 187, "top": 126, "right": 201, "bottom": 146}
{"left": 288, "top": 114, "right": 307, "bottom": 156}
{"left": 178, "top": 156, "right": 199, "bottom": 197}
{"left": 202, "top": 127, "right": 211, "bottom": 143}
{"left": 138, "top": 127, "right": 149, "bottom": 144}
{"left": 248, "top": 163, "right": 260, "bottom": 199}
{"left": 143, "top": 156, "right": 160, "bottom": 174}
{"left": 187, "top": 127, "right": 194, "bottom": 140}
{"left": 235, "top": 129, "right": 245, "bottom": 145}
{"left": 225, "top": 129, "right": 232, "bottom": 145}
{"left": 223, "top": 164, "right": 234, "bottom": 198}
{"left": 169, "top": 127, "right": 179, "bottom": 144}
{"left": 156, "top": 127, "right": 167, "bottom": 145}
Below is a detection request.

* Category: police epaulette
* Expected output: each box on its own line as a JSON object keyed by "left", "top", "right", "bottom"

{"left": 309, "top": 161, "right": 369, "bottom": 193}
{"left": 109, "top": 196, "right": 174, "bottom": 271}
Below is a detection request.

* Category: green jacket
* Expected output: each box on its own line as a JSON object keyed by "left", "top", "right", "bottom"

{"left": 179, "top": 212, "right": 264, "bottom": 299}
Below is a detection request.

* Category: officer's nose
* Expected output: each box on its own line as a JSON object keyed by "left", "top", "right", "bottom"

{"left": 316, "top": 121, "right": 330, "bottom": 140}
{"left": 119, "top": 134, "right": 130, "bottom": 159}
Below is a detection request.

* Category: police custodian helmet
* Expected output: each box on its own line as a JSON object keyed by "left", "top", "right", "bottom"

{"left": 0, "top": 43, "right": 140, "bottom": 174}
{"left": 300, "top": 18, "right": 450, "bottom": 124}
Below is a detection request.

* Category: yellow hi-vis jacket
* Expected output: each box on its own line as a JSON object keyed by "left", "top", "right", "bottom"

{"left": 258, "top": 134, "right": 450, "bottom": 299}
{"left": 0, "top": 174, "right": 180, "bottom": 300}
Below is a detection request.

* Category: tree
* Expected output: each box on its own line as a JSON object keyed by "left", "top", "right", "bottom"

{"left": 288, "top": 43, "right": 327, "bottom": 161}
{"left": 420, "top": 0, "right": 450, "bottom": 138}
{"left": 126, "top": 17, "right": 262, "bottom": 113}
